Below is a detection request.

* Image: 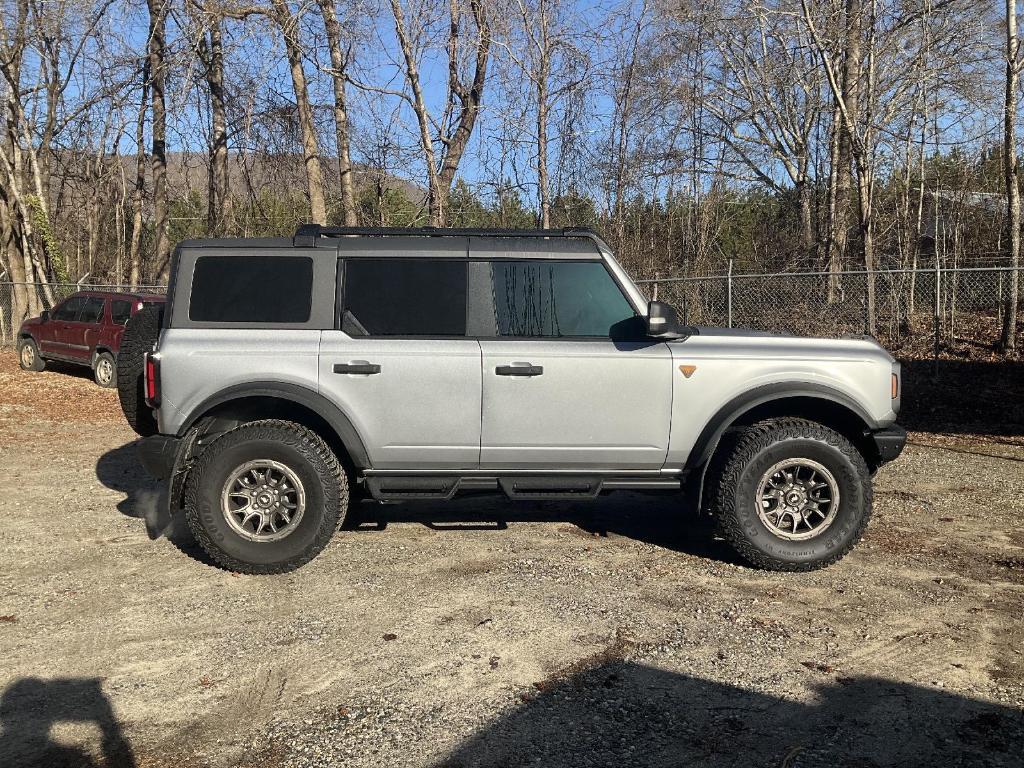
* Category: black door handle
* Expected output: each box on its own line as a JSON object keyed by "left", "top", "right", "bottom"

{"left": 333, "top": 362, "right": 381, "bottom": 375}
{"left": 495, "top": 364, "right": 544, "bottom": 376}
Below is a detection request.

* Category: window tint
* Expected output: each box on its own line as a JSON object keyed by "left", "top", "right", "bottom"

{"left": 111, "top": 299, "right": 132, "bottom": 325}
{"left": 79, "top": 297, "right": 105, "bottom": 324}
{"left": 491, "top": 261, "right": 637, "bottom": 337}
{"left": 343, "top": 259, "right": 466, "bottom": 336}
{"left": 189, "top": 256, "right": 313, "bottom": 323}
{"left": 52, "top": 296, "right": 85, "bottom": 322}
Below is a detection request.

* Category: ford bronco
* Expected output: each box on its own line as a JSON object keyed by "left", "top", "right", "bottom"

{"left": 121, "top": 226, "right": 905, "bottom": 574}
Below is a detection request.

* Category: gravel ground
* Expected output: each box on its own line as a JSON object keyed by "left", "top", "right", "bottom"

{"left": 1, "top": 355, "right": 1023, "bottom": 768}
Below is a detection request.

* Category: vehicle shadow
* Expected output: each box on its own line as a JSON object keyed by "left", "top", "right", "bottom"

{"left": 39, "top": 359, "right": 94, "bottom": 382}
{"left": 347, "top": 492, "right": 740, "bottom": 565}
{"left": 436, "top": 660, "right": 1024, "bottom": 767}
{"left": 94, "top": 441, "right": 212, "bottom": 566}
{"left": 95, "top": 440, "right": 736, "bottom": 567}
{"left": 0, "top": 677, "right": 136, "bottom": 768}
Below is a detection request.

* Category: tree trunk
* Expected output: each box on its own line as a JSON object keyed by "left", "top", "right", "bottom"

{"left": 148, "top": 0, "right": 171, "bottom": 283}
{"left": 826, "top": 105, "right": 842, "bottom": 301}
{"left": 1002, "top": 0, "right": 1020, "bottom": 351}
{"left": 271, "top": 0, "right": 328, "bottom": 225}
{"left": 204, "top": 19, "right": 232, "bottom": 234}
{"left": 317, "top": 0, "right": 357, "bottom": 226}
{"left": 130, "top": 59, "right": 149, "bottom": 290}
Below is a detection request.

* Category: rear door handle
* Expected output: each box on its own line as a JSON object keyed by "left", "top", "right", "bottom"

{"left": 495, "top": 363, "right": 544, "bottom": 376}
{"left": 333, "top": 361, "right": 381, "bottom": 375}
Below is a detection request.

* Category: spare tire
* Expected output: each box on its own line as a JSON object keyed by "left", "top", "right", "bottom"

{"left": 117, "top": 303, "right": 164, "bottom": 436}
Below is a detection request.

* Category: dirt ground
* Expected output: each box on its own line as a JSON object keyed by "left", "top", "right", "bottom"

{"left": 1, "top": 354, "right": 1023, "bottom": 768}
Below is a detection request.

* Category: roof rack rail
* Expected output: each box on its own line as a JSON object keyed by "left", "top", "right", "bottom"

{"left": 291, "top": 224, "right": 611, "bottom": 252}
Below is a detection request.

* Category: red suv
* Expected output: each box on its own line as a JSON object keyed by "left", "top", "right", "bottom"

{"left": 16, "top": 290, "right": 166, "bottom": 387}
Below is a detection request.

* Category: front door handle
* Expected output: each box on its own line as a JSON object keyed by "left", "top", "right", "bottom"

{"left": 495, "top": 363, "right": 544, "bottom": 377}
{"left": 333, "top": 361, "right": 381, "bottom": 375}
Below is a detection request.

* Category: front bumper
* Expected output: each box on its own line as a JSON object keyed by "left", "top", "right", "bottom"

{"left": 870, "top": 424, "right": 907, "bottom": 465}
{"left": 137, "top": 434, "right": 182, "bottom": 480}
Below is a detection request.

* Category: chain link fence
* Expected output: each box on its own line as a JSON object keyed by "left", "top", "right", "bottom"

{"left": 1, "top": 282, "right": 166, "bottom": 346}
{"left": 639, "top": 265, "right": 1022, "bottom": 355}
{"left": 2, "top": 268, "right": 1020, "bottom": 357}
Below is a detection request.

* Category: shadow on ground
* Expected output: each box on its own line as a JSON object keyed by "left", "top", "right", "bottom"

{"left": 95, "top": 440, "right": 737, "bottom": 567}
{"left": 900, "top": 358, "right": 1024, "bottom": 435}
{"left": 0, "top": 678, "right": 135, "bottom": 768}
{"left": 94, "top": 441, "right": 211, "bottom": 565}
{"left": 436, "top": 660, "right": 1024, "bottom": 768}
{"left": 347, "top": 491, "right": 736, "bottom": 563}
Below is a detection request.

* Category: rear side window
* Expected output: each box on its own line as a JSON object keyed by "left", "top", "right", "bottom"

{"left": 52, "top": 296, "right": 85, "bottom": 321}
{"left": 342, "top": 259, "right": 467, "bottom": 336}
{"left": 491, "top": 260, "right": 637, "bottom": 337}
{"left": 111, "top": 299, "right": 132, "bottom": 325}
{"left": 189, "top": 256, "right": 313, "bottom": 323}
{"left": 79, "top": 297, "right": 105, "bottom": 324}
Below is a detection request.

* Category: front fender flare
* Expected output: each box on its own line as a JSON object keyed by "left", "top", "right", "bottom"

{"left": 686, "top": 381, "right": 879, "bottom": 472}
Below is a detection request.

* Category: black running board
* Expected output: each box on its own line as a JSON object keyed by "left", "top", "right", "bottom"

{"left": 363, "top": 474, "right": 681, "bottom": 502}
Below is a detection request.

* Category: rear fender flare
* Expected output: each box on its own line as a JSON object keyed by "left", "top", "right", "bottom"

{"left": 178, "top": 381, "right": 371, "bottom": 469}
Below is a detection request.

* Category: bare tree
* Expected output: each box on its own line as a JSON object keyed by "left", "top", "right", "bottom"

{"left": 502, "top": 0, "right": 587, "bottom": 227}
{"left": 269, "top": 0, "right": 328, "bottom": 224}
{"left": 196, "top": 10, "right": 233, "bottom": 234}
{"left": 1002, "top": 0, "right": 1021, "bottom": 351}
{"left": 148, "top": 0, "right": 172, "bottom": 282}
{"left": 316, "top": 0, "right": 357, "bottom": 225}
{"left": 382, "top": 0, "right": 491, "bottom": 225}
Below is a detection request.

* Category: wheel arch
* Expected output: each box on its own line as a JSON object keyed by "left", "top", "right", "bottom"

{"left": 178, "top": 382, "right": 370, "bottom": 470}
{"left": 686, "top": 383, "right": 884, "bottom": 511}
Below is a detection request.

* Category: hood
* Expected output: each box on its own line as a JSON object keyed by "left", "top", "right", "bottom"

{"left": 18, "top": 314, "right": 45, "bottom": 330}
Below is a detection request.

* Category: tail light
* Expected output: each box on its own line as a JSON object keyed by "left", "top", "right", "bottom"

{"left": 144, "top": 353, "right": 161, "bottom": 408}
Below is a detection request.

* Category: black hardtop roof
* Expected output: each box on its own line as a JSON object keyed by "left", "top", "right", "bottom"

{"left": 178, "top": 225, "right": 612, "bottom": 255}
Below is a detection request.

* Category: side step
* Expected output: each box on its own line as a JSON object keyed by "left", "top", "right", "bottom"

{"left": 363, "top": 474, "right": 681, "bottom": 502}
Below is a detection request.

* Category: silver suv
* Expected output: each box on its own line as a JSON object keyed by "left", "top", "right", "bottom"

{"left": 127, "top": 226, "right": 905, "bottom": 574}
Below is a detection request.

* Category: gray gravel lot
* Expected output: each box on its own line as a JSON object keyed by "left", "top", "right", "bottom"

{"left": 1, "top": 360, "right": 1023, "bottom": 767}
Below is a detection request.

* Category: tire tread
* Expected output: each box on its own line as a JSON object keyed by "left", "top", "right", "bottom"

{"left": 713, "top": 417, "right": 872, "bottom": 572}
{"left": 184, "top": 419, "right": 348, "bottom": 574}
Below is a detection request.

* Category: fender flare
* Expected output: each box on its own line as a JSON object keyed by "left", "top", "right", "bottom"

{"left": 177, "top": 381, "right": 371, "bottom": 468}
{"left": 686, "top": 381, "right": 880, "bottom": 472}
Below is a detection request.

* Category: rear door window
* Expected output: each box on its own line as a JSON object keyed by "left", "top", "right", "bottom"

{"left": 110, "top": 299, "right": 132, "bottom": 325}
{"left": 78, "top": 297, "right": 105, "bottom": 324}
{"left": 342, "top": 259, "right": 467, "bottom": 336}
{"left": 189, "top": 256, "right": 313, "bottom": 323}
{"left": 52, "top": 296, "right": 85, "bottom": 321}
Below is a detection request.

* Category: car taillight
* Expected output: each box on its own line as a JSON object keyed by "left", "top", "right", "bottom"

{"left": 144, "top": 353, "right": 161, "bottom": 407}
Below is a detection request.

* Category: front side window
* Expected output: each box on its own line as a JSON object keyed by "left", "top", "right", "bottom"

{"left": 51, "top": 296, "right": 85, "bottom": 322}
{"left": 491, "top": 260, "right": 637, "bottom": 338}
{"left": 79, "top": 297, "right": 105, "bottom": 324}
{"left": 342, "top": 259, "right": 467, "bottom": 336}
{"left": 111, "top": 300, "right": 132, "bottom": 325}
{"left": 189, "top": 256, "right": 313, "bottom": 323}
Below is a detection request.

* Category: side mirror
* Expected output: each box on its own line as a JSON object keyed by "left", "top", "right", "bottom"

{"left": 646, "top": 300, "right": 681, "bottom": 338}
{"left": 40, "top": 309, "right": 50, "bottom": 322}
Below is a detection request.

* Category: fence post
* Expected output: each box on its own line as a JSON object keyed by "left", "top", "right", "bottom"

{"left": 933, "top": 259, "right": 941, "bottom": 374}
{"left": 652, "top": 272, "right": 659, "bottom": 301}
{"left": 727, "top": 258, "right": 734, "bottom": 328}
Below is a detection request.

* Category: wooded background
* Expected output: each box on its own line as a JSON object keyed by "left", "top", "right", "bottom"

{"left": 1, "top": 0, "right": 1022, "bottom": 350}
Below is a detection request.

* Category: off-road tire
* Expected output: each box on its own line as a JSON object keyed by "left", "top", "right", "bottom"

{"left": 184, "top": 420, "right": 348, "bottom": 574}
{"left": 93, "top": 351, "right": 117, "bottom": 388}
{"left": 711, "top": 417, "right": 872, "bottom": 571}
{"left": 17, "top": 336, "right": 45, "bottom": 371}
{"left": 116, "top": 304, "right": 163, "bottom": 436}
